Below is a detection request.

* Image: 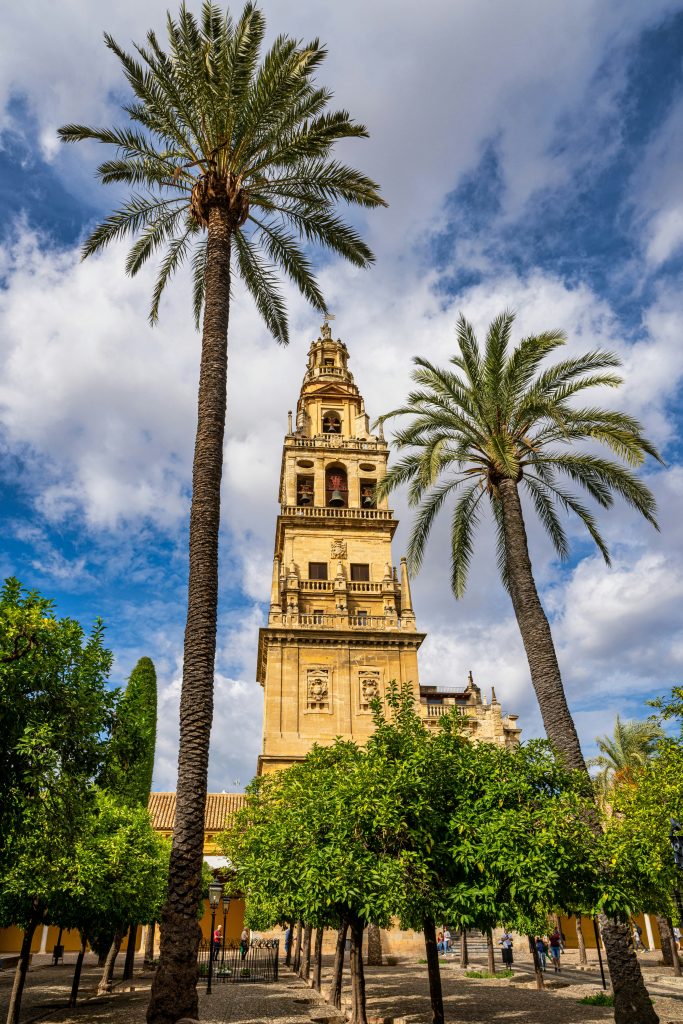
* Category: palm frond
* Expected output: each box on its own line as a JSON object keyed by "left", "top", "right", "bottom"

{"left": 233, "top": 230, "right": 288, "bottom": 344}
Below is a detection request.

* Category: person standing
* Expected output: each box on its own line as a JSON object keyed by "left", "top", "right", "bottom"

{"left": 284, "top": 926, "right": 292, "bottom": 958}
{"left": 213, "top": 924, "right": 222, "bottom": 961}
{"left": 443, "top": 927, "right": 451, "bottom": 953}
{"left": 437, "top": 931, "right": 444, "bottom": 954}
{"left": 240, "top": 927, "right": 249, "bottom": 961}
{"left": 499, "top": 930, "right": 514, "bottom": 967}
{"left": 535, "top": 936, "right": 547, "bottom": 971}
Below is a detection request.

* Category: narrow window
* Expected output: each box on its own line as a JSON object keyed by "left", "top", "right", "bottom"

{"left": 356, "top": 610, "right": 368, "bottom": 624}
{"left": 308, "top": 562, "right": 328, "bottom": 580}
{"left": 350, "top": 563, "right": 370, "bottom": 582}
{"left": 313, "top": 609, "right": 324, "bottom": 623}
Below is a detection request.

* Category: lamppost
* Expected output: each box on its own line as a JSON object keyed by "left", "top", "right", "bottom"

{"left": 221, "top": 895, "right": 231, "bottom": 964}
{"left": 207, "top": 879, "right": 223, "bottom": 995}
{"left": 670, "top": 819, "right": 683, "bottom": 927}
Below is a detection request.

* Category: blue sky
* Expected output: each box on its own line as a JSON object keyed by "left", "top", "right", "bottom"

{"left": 1, "top": 0, "right": 682, "bottom": 790}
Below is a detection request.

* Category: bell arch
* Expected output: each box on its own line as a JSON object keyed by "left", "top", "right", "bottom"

{"left": 325, "top": 463, "right": 348, "bottom": 507}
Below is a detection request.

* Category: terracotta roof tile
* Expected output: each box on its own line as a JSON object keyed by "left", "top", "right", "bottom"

{"left": 148, "top": 792, "right": 246, "bottom": 832}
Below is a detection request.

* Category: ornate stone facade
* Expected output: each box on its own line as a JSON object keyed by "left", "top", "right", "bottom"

{"left": 256, "top": 323, "right": 521, "bottom": 774}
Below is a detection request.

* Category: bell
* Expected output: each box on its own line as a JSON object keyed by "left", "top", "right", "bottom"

{"left": 329, "top": 489, "right": 345, "bottom": 507}
{"left": 362, "top": 492, "right": 374, "bottom": 508}
{"left": 298, "top": 492, "right": 311, "bottom": 505}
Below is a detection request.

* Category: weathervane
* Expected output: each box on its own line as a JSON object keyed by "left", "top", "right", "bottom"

{"left": 321, "top": 312, "right": 335, "bottom": 339}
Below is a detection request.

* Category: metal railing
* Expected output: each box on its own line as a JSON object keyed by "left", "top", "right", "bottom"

{"left": 198, "top": 939, "right": 279, "bottom": 984}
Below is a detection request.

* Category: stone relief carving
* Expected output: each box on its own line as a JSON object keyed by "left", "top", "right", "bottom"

{"left": 307, "top": 668, "right": 330, "bottom": 710}
{"left": 331, "top": 538, "right": 347, "bottom": 559}
{"left": 359, "top": 670, "right": 381, "bottom": 709}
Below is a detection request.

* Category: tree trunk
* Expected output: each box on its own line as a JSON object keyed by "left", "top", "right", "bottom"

{"left": 146, "top": 204, "right": 232, "bottom": 1024}
{"left": 300, "top": 923, "right": 312, "bottom": 981}
{"left": 313, "top": 928, "right": 324, "bottom": 991}
{"left": 576, "top": 914, "right": 588, "bottom": 965}
{"left": 6, "top": 912, "right": 40, "bottom": 1024}
{"left": 366, "top": 923, "right": 382, "bottom": 966}
{"left": 499, "top": 478, "right": 658, "bottom": 1024}
{"left": 348, "top": 915, "right": 367, "bottom": 1024}
{"left": 98, "top": 929, "right": 123, "bottom": 994}
{"left": 293, "top": 920, "right": 303, "bottom": 973}
{"left": 657, "top": 916, "right": 673, "bottom": 966}
{"left": 68, "top": 933, "right": 88, "bottom": 1008}
{"left": 328, "top": 920, "right": 348, "bottom": 1009}
{"left": 663, "top": 918, "right": 681, "bottom": 976}
{"left": 144, "top": 922, "right": 156, "bottom": 968}
{"left": 459, "top": 930, "right": 468, "bottom": 968}
{"left": 123, "top": 923, "right": 137, "bottom": 981}
{"left": 486, "top": 929, "right": 496, "bottom": 974}
{"left": 423, "top": 916, "right": 444, "bottom": 1024}
{"left": 528, "top": 936, "right": 545, "bottom": 991}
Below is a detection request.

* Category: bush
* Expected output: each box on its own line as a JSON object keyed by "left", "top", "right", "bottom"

{"left": 578, "top": 992, "right": 615, "bottom": 1006}
{"left": 465, "top": 969, "right": 513, "bottom": 979}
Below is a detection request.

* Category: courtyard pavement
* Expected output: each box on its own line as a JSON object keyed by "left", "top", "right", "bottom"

{"left": 1, "top": 947, "right": 682, "bottom": 1024}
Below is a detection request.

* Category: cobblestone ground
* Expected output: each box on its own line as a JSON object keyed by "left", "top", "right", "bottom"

{"left": 1, "top": 948, "right": 682, "bottom": 1024}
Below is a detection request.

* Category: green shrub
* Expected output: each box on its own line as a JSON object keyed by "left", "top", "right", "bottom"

{"left": 465, "top": 969, "right": 513, "bottom": 979}
{"left": 578, "top": 992, "right": 615, "bottom": 1006}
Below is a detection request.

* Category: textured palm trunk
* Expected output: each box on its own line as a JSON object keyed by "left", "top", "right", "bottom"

{"left": 499, "top": 477, "right": 659, "bottom": 1024}
{"left": 328, "top": 920, "right": 348, "bottom": 1009}
{"left": 68, "top": 933, "right": 88, "bottom": 1008}
{"left": 486, "top": 928, "right": 496, "bottom": 974}
{"left": 6, "top": 911, "right": 40, "bottom": 1024}
{"left": 423, "top": 915, "right": 444, "bottom": 1024}
{"left": 312, "top": 928, "right": 324, "bottom": 990}
{"left": 366, "top": 923, "right": 382, "bottom": 966}
{"left": 300, "top": 922, "right": 312, "bottom": 980}
{"left": 576, "top": 914, "right": 588, "bottom": 965}
{"left": 146, "top": 203, "right": 231, "bottom": 1024}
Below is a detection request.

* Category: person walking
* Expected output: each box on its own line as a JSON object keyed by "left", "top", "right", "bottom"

{"left": 212, "top": 924, "right": 222, "bottom": 961}
{"left": 499, "top": 930, "right": 514, "bottom": 967}
{"left": 535, "top": 936, "right": 547, "bottom": 971}
{"left": 240, "top": 927, "right": 249, "bottom": 961}
{"left": 632, "top": 923, "right": 647, "bottom": 952}
{"left": 548, "top": 928, "right": 562, "bottom": 972}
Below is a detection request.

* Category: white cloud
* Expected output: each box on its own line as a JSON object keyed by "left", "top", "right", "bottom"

{"left": 631, "top": 94, "right": 683, "bottom": 269}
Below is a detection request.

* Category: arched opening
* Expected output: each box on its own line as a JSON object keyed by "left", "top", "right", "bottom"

{"left": 325, "top": 465, "right": 348, "bottom": 507}
{"left": 322, "top": 410, "right": 341, "bottom": 434}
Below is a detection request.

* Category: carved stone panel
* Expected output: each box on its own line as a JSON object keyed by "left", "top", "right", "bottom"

{"left": 307, "top": 667, "right": 330, "bottom": 710}
{"left": 359, "top": 670, "right": 381, "bottom": 710}
{"left": 331, "top": 538, "right": 347, "bottom": 559}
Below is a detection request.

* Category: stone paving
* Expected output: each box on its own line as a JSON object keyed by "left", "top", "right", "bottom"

{"left": 1, "top": 948, "right": 682, "bottom": 1024}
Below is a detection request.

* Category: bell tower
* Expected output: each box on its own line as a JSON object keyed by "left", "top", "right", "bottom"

{"left": 256, "top": 320, "right": 425, "bottom": 773}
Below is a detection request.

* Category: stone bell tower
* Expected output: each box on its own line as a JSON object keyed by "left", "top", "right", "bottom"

{"left": 256, "top": 320, "right": 425, "bottom": 773}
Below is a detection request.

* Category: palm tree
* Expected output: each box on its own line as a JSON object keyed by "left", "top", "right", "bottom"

{"left": 589, "top": 715, "right": 664, "bottom": 804}
{"left": 59, "top": 6, "right": 385, "bottom": 1022}
{"left": 376, "top": 311, "right": 662, "bottom": 1024}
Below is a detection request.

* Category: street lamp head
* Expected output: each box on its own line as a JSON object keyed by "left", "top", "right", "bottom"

{"left": 208, "top": 880, "right": 224, "bottom": 909}
{"left": 222, "top": 895, "right": 232, "bottom": 913}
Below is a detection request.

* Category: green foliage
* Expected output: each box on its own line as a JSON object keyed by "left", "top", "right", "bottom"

{"left": 465, "top": 969, "right": 514, "bottom": 979}
{"left": 588, "top": 714, "right": 664, "bottom": 805}
{"left": 58, "top": 1, "right": 386, "bottom": 337}
{"left": 0, "top": 577, "right": 115, "bottom": 865}
{"left": 578, "top": 992, "right": 615, "bottom": 1006}
{"left": 375, "top": 312, "right": 661, "bottom": 598}
{"left": 101, "top": 656, "right": 157, "bottom": 807}
{"left": 222, "top": 681, "right": 600, "bottom": 940}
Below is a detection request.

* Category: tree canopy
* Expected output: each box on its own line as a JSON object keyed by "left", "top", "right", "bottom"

{"left": 101, "top": 656, "right": 158, "bottom": 807}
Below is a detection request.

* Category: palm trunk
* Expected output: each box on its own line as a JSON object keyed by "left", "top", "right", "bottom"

{"left": 144, "top": 922, "right": 156, "bottom": 968}
{"left": 486, "top": 929, "right": 496, "bottom": 974}
{"left": 313, "top": 928, "right": 324, "bottom": 991}
{"left": 98, "top": 929, "right": 123, "bottom": 994}
{"left": 146, "top": 204, "right": 231, "bottom": 1024}
{"left": 459, "top": 930, "right": 468, "bottom": 968}
{"left": 328, "top": 920, "right": 348, "bottom": 1009}
{"left": 123, "top": 923, "right": 137, "bottom": 981}
{"left": 300, "top": 923, "right": 312, "bottom": 981}
{"left": 6, "top": 911, "right": 40, "bottom": 1024}
{"left": 366, "top": 923, "right": 382, "bottom": 966}
{"left": 423, "top": 916, "right": 444, "bottom": 1024}
{"left": 499, "top": 477, "right": 658, "bottom": 1024}
{"left": 68, "top": 933, "right": 88, "bottom": 1008}
{"left": 576, "top": 914, "right": 588, "bottom": 965}
{"left": 348, "top": 915, "right": 367, "bottom": 1024}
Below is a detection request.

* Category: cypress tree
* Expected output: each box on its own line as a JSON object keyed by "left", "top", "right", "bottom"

{"left": 103, "top": 657, "right": 157, "bottom": 807}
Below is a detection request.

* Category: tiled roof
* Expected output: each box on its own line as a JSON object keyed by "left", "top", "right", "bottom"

{"left": 148, "top": 792, "right": 246, "bottom": 832}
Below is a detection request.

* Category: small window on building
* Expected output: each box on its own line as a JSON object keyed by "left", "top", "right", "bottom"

{"left": 356, "top": 610, "right": 368, "bottom": 624}
{"left": 309, "top": 562, "right": 328, "bottom": 580}
{"left": 313, "top": 609, "right": 324, "bottom": 623}
{"left": 323, "top": 357, "right": 334, "bottom": 367}
{"left": 350, "top": 563, "right": 370, "bottom": 582}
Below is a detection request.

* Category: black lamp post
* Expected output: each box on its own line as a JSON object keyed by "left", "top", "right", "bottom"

{"left": 221, "top": 895, "right": 231, "bottom": 964}
{"left": 670, "top": 819, "right": 683, "bottom": 927}
{"left": 206, "top": 880, "right": 223, "bottom": 995}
